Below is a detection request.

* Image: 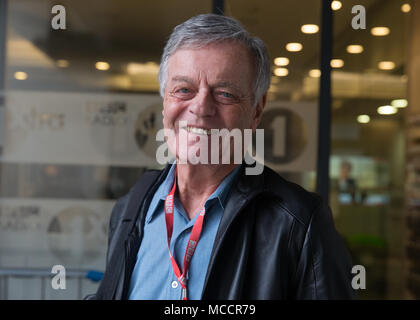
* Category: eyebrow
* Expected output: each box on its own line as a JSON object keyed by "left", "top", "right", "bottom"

{"left": 168, "top": 76, "right": 247, "bottom": 98}
{"left": 212, "top": 81, "right": 241, "bottom": 92}
{"left": 170, "top": 76, "right": 195, "bottom": 84}
{"left": 171, "top": 76, "right": 241, "bottom": 90}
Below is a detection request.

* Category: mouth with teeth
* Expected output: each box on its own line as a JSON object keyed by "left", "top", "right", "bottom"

{"left": 182, "top": 125, "right": 212, "bottom": 135}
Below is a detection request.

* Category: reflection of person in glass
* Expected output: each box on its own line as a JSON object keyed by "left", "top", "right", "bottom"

{"left": 338, "top": 161, "right": 357, "bottom": 203}
{"left": 86, "top": 14, "right": 356, "bottom": 300}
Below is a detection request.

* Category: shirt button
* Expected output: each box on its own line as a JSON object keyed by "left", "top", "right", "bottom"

{"left": 171, "top": 281, "right": 178, "bottom": 289}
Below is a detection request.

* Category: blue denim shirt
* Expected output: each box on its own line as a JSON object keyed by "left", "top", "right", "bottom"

{"left": 128, "top": 163, "right": 241, "bottom": 300}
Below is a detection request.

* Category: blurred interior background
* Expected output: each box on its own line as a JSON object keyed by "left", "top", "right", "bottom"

{"left": 0, "top": 0, "right": 418, "bottom": 299}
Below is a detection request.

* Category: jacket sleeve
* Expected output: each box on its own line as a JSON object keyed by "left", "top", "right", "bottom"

{"left": 105, "top": 194, "right": 130, "bottom": 264}
{"left": 294, "top": 199, "right": 357, "bottom": 299}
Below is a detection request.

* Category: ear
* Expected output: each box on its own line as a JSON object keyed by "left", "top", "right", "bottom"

{"left": 251, "top": 93, "right": 267, "bottom": 131}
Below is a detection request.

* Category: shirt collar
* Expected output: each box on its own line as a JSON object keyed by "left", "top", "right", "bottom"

{"left": 157, "top": 162, "right": 177, "bottom": 201}
{"left": 146, "top": 163, "right": 242, "bottom": 223}
{"left": 205, "top": 164, "right": 241, "bottom": 210}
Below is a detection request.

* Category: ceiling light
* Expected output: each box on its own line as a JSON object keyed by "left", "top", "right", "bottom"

{"left": 127, "top": 62, "right": 159, "bottom": 75}
{"left": 357, "top": 115, "right": 370, "bottom": 124}
{"left": 371, "top": 27, "right": 390, "bottom": 36}
{"left": 14, "top": 71, "right": 27, "bottom": 80}
{"left": 286, "top": 42, "right": 303, "bottom": 52}
{"left": 301, "top": 24, "right": 319, "bottom": 34}
{"left": 391, "top": 99, "right": 408, "bottom": 108}
{"left": 274, "top": 57, "right": 289, "bottom": 66}
{"left": 401, "top": 3, "right": 411, "bottom": 13}
{"left": 377, "top": 105, "right": 397, "bottom": 115}
{"left": 274, "top": 67, "right": 289, "bottom": 77}
{"left": 95, "top": 61, "right": 110, "bottom": 71}
{"left": 331, "top": 59, "right": 344, "bottom": 68}
{"left": 56, "top": 59, "right": 69, "bottom": 68}
{"left": 346, "top": 45, "right": 364, "bottom": 54}
{"left": 331, "top": 1, "right": 342, "bottom": 11}
{"left": 378, "top": 61, "right": 395, "bottom": 70}
{"left": 308, "top": 69, "right": 321, "bottom": 78}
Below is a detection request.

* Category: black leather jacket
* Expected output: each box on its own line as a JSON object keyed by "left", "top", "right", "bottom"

{"left": 89, "top": 163, "right": 356, "bottom": 300}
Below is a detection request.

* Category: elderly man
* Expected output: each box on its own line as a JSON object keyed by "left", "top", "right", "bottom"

{"left": 90, "top": 14, "right": 355, "bottom": 300}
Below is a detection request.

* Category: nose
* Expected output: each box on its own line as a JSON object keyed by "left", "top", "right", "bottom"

{"left": 188, "top": 88, "right": 216, "bottom": 118}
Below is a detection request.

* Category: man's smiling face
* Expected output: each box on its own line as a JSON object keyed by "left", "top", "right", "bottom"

{"left": 162, "top": 41, "right": 264, "bottom": 163}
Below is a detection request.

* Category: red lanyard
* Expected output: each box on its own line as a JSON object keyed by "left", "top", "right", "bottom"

{"left": 164, "top": 168, "right": 206, "bottom": 300}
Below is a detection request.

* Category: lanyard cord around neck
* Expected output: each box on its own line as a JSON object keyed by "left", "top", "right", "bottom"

{"left": 164, "top": 168, "right": 207, "bottom": 300}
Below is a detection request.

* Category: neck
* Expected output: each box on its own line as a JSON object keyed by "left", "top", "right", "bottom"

{"left": 175, "top": 163, "right": 238, "bottom": 220}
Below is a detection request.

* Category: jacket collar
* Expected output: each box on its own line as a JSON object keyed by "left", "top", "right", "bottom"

{"left": 202, "top": 161, "right": 266, "bottom": 294}
{"left": 135, "top": 160, "right": 266, "bottom": 237}
{"left": 145, "top": 162, "right": 243, "bottom": 224}
{"left": 123, "top": 160, "right": 266, "bottom": 298}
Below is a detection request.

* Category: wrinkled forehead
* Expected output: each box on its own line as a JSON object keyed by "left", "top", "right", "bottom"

{"left": 166, "top": 41, "right": 255, "bottom": 86}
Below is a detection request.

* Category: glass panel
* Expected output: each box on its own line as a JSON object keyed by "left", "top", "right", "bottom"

{"left": 226, "top": 0, "right": 321, "bottom": 191}
{"left": 330, "top": 0, "right": 410, "bottom": 299}
{"left": 0, "top": 0, "right": 212, "bottom": 299}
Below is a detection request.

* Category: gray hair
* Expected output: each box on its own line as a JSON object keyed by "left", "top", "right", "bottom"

{"left": 158, "top": 14, "right": 271, "bottom": 106}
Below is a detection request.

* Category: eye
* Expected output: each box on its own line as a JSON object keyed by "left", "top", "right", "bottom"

{"left": 220, "top": 92, "right": 234, "bottom": 98}
{"left": 214, "top": 90, "right": 238, "bottom": 104}
{"left": 170, "top": 87, "right": 195, "bottom": 100}
{"left": 215, "top": 90, "right": 236, "bottom": 99}
{"left": 177, "top": 88, "right": 190, "bottom": 94}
